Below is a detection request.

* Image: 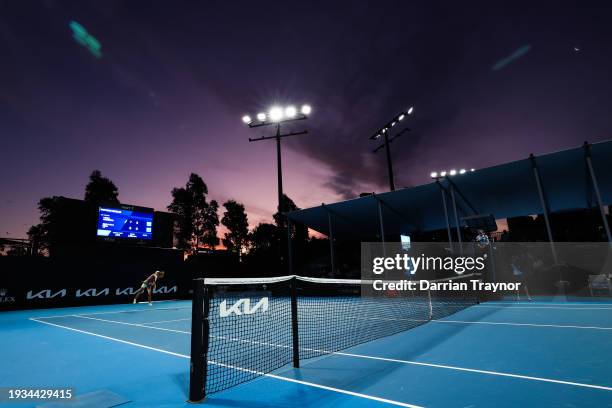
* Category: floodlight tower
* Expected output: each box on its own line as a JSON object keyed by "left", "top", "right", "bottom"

{"left": 241, "top": 104, "right": 311, "bottom": 269}
{"left": 370, "top": 107, "right": 414, "bottom": 191}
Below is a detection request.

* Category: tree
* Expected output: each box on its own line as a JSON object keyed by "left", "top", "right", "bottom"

{"left": 273, "top": 194, "right": 308, "bottom": 248}
{"left": 27, "top": 223, "right": 45, "bottom": 256}
{"left": 245, "top": 222, "right": 283, "bottom": 274}
{"left": 168, "top": 173, "right": 219, "bottom": 250}
{"left": 27, "top": 196, "right": 63, "bottom": 255}
{"left": 221, "top": 200, "right": 249, "bottom": 255}
{"left": 84, "top": 170, "right": 119, "bottom": 205}
{"left": 201, "top": 200, "right": 220, "bottom": 249}
{"left": 248, "top": 223, "right": 279, "bottom": 255}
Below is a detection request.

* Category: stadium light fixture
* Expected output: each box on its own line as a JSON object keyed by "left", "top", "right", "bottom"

{"left": 244, "top": 104, "right": 311, "bottom": 127}
{"left": 431, "top": 167, "right": 475, "bottom": 179}
{"left": 369, "top": 105, "right": 415, "bottom": 191}
{"left": 285, "top": 106, "right": 297, "bottom": 118}
{"left": 269, "top": 106, "right": 284, "bottom": 122}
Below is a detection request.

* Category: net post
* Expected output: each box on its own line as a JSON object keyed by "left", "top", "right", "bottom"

{"left": 290, "top": 276, "right": 300, "bottom": 368}
{"left": 189, "top": 278, "right": 210, "bottom": 403}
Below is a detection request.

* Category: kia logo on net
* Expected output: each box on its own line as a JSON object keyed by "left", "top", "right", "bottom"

{"left": 219, "top": 297, "right": 269, "bottom": 317}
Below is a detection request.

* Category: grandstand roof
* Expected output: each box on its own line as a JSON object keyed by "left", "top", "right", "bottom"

{"left": 287, "top": 141, "right": 612, "bottom": 239}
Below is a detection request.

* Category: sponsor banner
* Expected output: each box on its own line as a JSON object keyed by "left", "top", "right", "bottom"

{"left": 23, "top": 286, "right": 178, "bottom": 300}
{"left": 1, "top": 283, "right": 187, "bottom": 310}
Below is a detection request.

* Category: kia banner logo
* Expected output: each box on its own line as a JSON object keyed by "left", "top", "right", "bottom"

{"left": 154, "top": 286, "right": 178, "bottom": 294}
{"left": 116, "top": 287, "right": 136, "bottom": 296}
{"left": 76, "top": 288, "right": 110, "bottom": 297}
{"left": 27, "top": 289, "right": 67, "bottom": 299}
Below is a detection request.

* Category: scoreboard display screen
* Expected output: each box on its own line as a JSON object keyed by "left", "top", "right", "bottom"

{"left": 96, "top": 207, "right": 153, "bottom": 240}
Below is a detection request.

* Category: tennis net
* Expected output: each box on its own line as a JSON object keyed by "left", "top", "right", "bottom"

{"left": 189, "top": 273, "right": 481, "bottom": 401}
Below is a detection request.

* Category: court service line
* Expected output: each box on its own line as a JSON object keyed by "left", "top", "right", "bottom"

{"left": 29, "top": 318, "right": 193, "bottom": 358}
{"left": 486, "top": 302, "right": 612, "bottom": 306}
{"left": 31, "top": 305, "right": 191, "bottom": 320}
{"left": 72, "top": 315, "right": 190, "bottom": 334}
{"left": 65, "top": 315, "right": 293, "bottom": 351}
{"left": 64, "top": 314, "right": 612, "bottom": 391}
{"left": 141, "top": 318, "right": 191, "bottom": 325}
{"left": 54, "top": 313, "right": 612, "bottom": 333}
{"left": 347, "top": 316, "right": 612, "bottom": 331}
{"left": 28, "top": 318, "right": 422, "bottom": 408}
{"left": 433, "top": 320, "right": 612, "bottom": 331}
{"left": 475, "top": 305, "right": 612, "bottom": 310}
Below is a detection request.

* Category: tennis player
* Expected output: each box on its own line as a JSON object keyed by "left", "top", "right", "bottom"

{"left": 475, "top": 229, "right": 490, "bottom": 248}
{"left": 133, "top": 270, "right": 165, "bottom": 305}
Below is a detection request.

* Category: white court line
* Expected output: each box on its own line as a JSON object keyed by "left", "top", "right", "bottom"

{"left": 72, "top": 315, "right": 190, "bottom": 334}
{"left": 328, "top": 351, "right": 612, "bottom": 392}
{"left": 67, "top": 316, "right": 293, "bottom": 351}
{"left": 475, "top": 305, "right": 612, "bottom": 310}
{"left": 487, "top": 302, "right": 612, "bottom": 306}
{"left": 433, "top": 320, "right": 612, "bottom": 331}
{"left": 28, "top": 318, "right": 422, "bottom": 408}
{"left": 51, "top": 314, "right": 612, "bottom": 392}
{"left": 32, "top": 305, "right": 191, "bottom": 320}
{"left": 263, "top": 373, "right": 422, "bottom": 407}
{"left": 141, "top": 318, "right": 191, "bottom": 325}
{"left": 346, "top": 316, "right": 612, "bottom": 331}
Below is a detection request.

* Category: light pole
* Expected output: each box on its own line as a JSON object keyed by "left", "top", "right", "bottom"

{"left": 430, "top": 168, "right": 476, "bottom": 252}
{"left": 370, "top": 106, "right": 414, "bottom": 191}
{"left": 242, "top": 104, "right": 311, "bottom": 272}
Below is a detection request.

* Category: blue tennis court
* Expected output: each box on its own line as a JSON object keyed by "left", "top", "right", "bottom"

{"left": 2, "top": 299, "right": 611, "bottom": 407}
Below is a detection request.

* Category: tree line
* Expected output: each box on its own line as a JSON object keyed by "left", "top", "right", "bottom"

{"left": 27, "top": 170, "right": 309, "bottom": 262}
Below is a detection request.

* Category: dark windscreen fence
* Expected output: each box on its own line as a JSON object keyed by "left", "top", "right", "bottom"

{"left": 189, "top": 273, "right": 480, "bottom": 401}
{"left": 478, "top": 242, "right": 612, "bottom": 298}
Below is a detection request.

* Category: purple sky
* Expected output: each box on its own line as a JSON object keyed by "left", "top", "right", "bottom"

{"left": 2, "top": 1, "right": 612, "bottom": 238}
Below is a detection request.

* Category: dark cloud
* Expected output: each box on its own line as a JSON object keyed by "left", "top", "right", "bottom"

{"left": 2, "top": 0, "right": 612, "bottom": 235}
